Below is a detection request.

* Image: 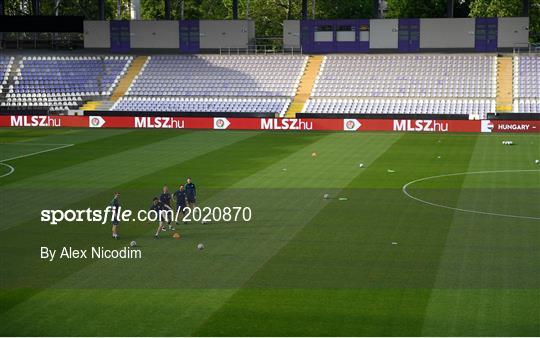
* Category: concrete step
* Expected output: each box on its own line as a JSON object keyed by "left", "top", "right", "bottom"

{"left": 110, "top": 56, "right": 148, "bottom": 102}
{"left": 496, "top": 56, "right": 513, "bottom": 112}
{"left": 285, "top": 55, "right": 324, "bottom": 118}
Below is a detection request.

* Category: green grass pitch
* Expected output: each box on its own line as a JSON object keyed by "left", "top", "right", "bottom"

{"left": 0, "top": 128, "right": 539, "bottom": 336}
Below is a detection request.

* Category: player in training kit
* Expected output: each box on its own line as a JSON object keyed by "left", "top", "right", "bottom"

{"left": 185, "top": 178, "right": 196, "bottom": 209}
{"left": 110, "top": 192, "right": 120, "bottom": 239}
{"left": 150, "top": 197, "right": 167, "bottom": 239}
{"left": 173, "top": 185, "right": 187, "bottom": 225}
{"left": 185, "top": 178, "right": 201, "bottom": 223}
{"left": 159, "top": 185, "right": 174, "bottom": 231}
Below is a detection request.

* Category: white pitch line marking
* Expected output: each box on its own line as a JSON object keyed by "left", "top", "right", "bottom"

{"left": 0, "top": 144, "right": 74, "bottom": 163}
{"left": 0, "top": 143, "right": 74, "bottom": 178}
{"left": 402, "top": 169, "right": 540, "bottom": 220}
{"left": 0, "top": 163, "right": 15, "bottom": 178}
{"left": 0, "top": 142, "right": 75, "bottom": 146}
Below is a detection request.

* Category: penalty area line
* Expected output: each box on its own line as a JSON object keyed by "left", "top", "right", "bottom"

{"left": 0, "top": 143, "right": 74, "bottom": 178}
{"left": 0, "top": 143, "right": 74, "bottom": 163}
{"left": 0, "top": 142, "right": 76, "bottom": 146}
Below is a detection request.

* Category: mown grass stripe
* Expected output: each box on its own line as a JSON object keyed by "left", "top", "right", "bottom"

{"left": 0, "top": 129, "right": 180, "bottom": 185}
{"left": 0, "top": 131, "right": 327, "bottom": 331}
{"left": 1, "top": 132, "right": 398, "bottom": 336}
{"left": 0, "top": 130, "right": 255, "bottom": 231}
{"left": 193, "top": 133, "right": 480, "bottom": 336}
{"left": 421, "top": 133, "right": 540, "bottom": 336}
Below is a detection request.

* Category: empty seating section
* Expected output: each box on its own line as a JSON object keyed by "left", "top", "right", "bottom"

{"left": 516, "top": 99, "right": 540, "bottom": 113}
{"left": 0, "top": 56, "right": 14, "bottom": 95}
{"left": 128, "top": 55, "right": 305, "bottom": 96}
{"left": 2, "top": 56, "right": 131, "bottom": 111}
{"left": 113, "top": 97, "right": 290, "bottom": 113}
{"left": 305, "top": 98, "right": 495, "bottom": 115}
{"left": 313, "top": 55, "right": 496, "bottom": 98}
{"left": 115, "top": 55, "right": 307, "bottom": 115}
{"left": 514, "top": 55, "right": 540, "bottom": 113}
{"left": 305, "top": 55, "right": 497, "bottom": 116}
{"left": 1, "top": 53, "right": 537, "bottom": 116}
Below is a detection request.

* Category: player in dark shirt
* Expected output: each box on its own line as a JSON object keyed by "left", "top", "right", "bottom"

{"left": 110, "top": 192, "right": 120, "bottom": 239}
{"left": 159, "top": 185, "right": 174, "bottom": 231}
{"left": 151, "top": 197, "right": 171, "bottom": 239}
{"left": 173, "top": 185, "right": 187, "bottom": 225}
{"left": 185, "top": 177, "right": 204, "bottom": 224}
{"left": 159, "top": 185, "right": 171, "bottom": 206}
{"left": 184, "top": 178, "right": 196, "bottom": 208}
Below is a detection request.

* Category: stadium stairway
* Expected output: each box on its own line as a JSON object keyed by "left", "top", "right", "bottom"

{"left": 80, "top": 99, "right": 117, "bottom": 111}
{"left": 80, "top": 56, "right": 148, "bottom": 111}
{"left": 80, "top": 101, "right": 101, "bottom": 110}
{"left": 285, "top": 55, "right": 324, "bottom": 118}
{"left": 0, "top": 56, "right": 19, "bottom": 100}
{"left": 496, "top": 56, "right": 513, "bottom": 112}
{"left": 110, "top": 56, "right": 148, "bottom": 102}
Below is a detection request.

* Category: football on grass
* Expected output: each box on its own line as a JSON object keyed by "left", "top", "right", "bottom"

{"left": 197, "top": 243, "right": 205, "bottom": 251}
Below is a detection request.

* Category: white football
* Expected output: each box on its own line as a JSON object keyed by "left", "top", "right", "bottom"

{"left": 535, "top": 160, "right": 539, "bottom": 164}
{"left": 130, "top": 240, "right": 137, "bottom": 247}
{"left": 197, "top": 243, "right": 205, "bottom": 251}
{"left": 359, "top": 163, "right": 364, "bottom": 168}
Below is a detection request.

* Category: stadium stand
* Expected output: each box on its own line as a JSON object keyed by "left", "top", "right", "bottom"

{"left": 1, "top": 53, "right": 536, "bottom": 117}
{"left": 303, "top": 54, "right": 497, "bottom": 117}
{"left": 1, "top": 56, "right": 132, "bottom": 111}
{"left": 304, "top": 98, "right": 494, "bottom": 115}
{"left": 111, "top": 55, "right": 307, "bottom": 116}
{"left": 113, "top": 97, "right": 290, "bottom": 113}
{"left": 514, "top": 55, "right": 540, "bottom": 113}
{"left": 0, "top": 56, "right": 14, "bottom": 97}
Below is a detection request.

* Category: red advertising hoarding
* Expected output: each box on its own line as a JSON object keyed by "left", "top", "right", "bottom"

{"left": 1, "top": 115, "right": 538, "bottom": 133}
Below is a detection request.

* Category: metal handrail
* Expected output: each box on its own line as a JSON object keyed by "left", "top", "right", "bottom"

{"left": 219, "top": 45, "right": 302, "bottom": 55}
{"left": 513, "top": 43, "right": 540, "bottom": 55}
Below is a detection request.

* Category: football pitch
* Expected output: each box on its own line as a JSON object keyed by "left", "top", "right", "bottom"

{"left": 0, "top": 127, "right": 539, "bottom": 336}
